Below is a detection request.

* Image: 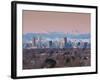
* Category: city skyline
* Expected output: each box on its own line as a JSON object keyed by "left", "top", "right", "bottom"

{"left": 22, "top": 10, "right": 91, "bottom": 34}
{"left": 23, "top": 32, "right": 90, "bottom": 49}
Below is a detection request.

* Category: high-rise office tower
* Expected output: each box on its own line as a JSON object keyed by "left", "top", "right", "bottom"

{"left": 32, "top": 37, "right": 36, "bottom": 47}
{"left": 64, "top": 37, "right": 67, "bottom": 47}
{"left": 38, "top": 36, "right": 42, "bottom": 48}
{"left": 49, "top": 41, "right": 53, "bottom": 48}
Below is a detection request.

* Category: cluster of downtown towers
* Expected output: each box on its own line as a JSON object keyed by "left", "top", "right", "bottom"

{"left": 23, "top": 36, "right": 90, "bottom": 49}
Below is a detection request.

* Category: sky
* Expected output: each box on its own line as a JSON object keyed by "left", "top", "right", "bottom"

{"left": 22, "top": 10, "right": 91, "bottom": 34}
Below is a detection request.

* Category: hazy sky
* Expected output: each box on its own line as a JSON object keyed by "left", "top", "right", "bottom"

{"left": 22, "top": 10, "right": 90, "bottom": 34}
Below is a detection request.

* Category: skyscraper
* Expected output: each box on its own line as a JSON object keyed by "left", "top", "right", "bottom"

{"left": 64, "top": 37, "right": 67, "bottom": 48}
{"left": 32, "top": 37, "right": 36, "bottom": 47}
{"left": 49, "top": 41, "right": 53, "bottom": 48}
